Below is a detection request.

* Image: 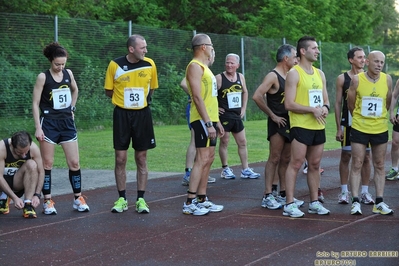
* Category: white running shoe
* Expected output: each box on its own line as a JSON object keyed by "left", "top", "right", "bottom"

{"left": 182, "top": 202, "right": 210, "bottom": 216}
{"left": 283, "top": 203, "right": 305, "bottom": 218}
{"left": 308, "top": 201, "right": 330, "bottom": 215}
{"left": 351, "top": 202, "right": 362, "bottom": 215}
{"left": 261, "top": 194, "right": 282, "bottom": 210}
{"left": 43, "top": 199, "right": 57, "bottom": 215}
{"left": 241, "top": 168, "right": 260, "bottom": 179}
{"left": 275, "top": 196, "right": 304, "bottom": 207}
{"left": 372, "top": 202, "right": 394, "bottom": 215}
{"left": 360, "top": 192, "right": 374, "bottom": 205}
{"left": 195, "top": 198, "right": 223, "bottom": 212}
{"left": 338, "top": 191, "right": 350, "bottom": 204}
{"left": 73, "top": 195, "right": 90, "bottom": 212}
{"left": 221, "top": 167, "right": 236, "bottom": 179}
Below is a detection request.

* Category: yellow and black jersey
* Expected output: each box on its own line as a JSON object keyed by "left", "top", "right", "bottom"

{"left": 104, "top": 56, "right": 158, "bottom": 109}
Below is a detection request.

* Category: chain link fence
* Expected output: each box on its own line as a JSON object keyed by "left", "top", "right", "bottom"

{"left": 1, "top": 13, "right": 398, "bottom": 137}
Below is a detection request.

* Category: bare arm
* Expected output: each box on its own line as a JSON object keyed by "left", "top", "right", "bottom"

{"left": 253, "top": 72, "right": 287, "bottom": 127}
{"left": 238, "top": 73, "right": 248, "bottom": 118}
{"left": 67, "top": 69, "right": 78, "bottom": 107}
{"left": 32, "top": 73, "right": 46, "bottom": 141}
{"left": 334, "top": 74, "right": 345, "bottom": 141}
{"left": 347, "top": 75, "right": 359, "bottom": 115}
{"left": 334, "top": 74, "right": 344, "bottom": 131}
{"left": 0, "top": 144, "right": 24, "bottom": 209}
{"left": 390, "top": 79, "right": 399, "bottom": 124}
{"left": 180, "top": 77, "right": 190, "bottom": 96}
{"left": 320, "top": 69, "right": 330, "bottom": 118}
{"left": 30, "top": 142, "right": 44, "bottom": 208}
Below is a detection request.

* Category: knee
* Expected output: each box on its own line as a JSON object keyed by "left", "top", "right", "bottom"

{"left": 42, "top": 158, "right": 54, "bottom": 169}
{"left": 341, "top": 152, "right": 351, "bottom": 164}
{"left": 24, "top": 159, "right": 38, "bottom": 172}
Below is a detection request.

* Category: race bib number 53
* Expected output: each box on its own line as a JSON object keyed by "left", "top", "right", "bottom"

{"left": 124, "top": 87, "right": 145, "bottom": 109}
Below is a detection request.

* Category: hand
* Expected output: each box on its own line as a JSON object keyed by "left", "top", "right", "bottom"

{"left": 313, "top": 106, "right": 326, "bottom": 125}
{"left": 336, "top": 129, "right": 343, "bottom": 142}
{"left": 218, "top": 107, "right": 225, "bottom": 115}
{"left": 217, "top": 122, "right": 225, "bottom": 138}
{"left": 13, "top": 197, "right": 24, "bottom": 210}
{"left": 207, "top": 125, "right": 217, "bottom": 140}
{"left": 390, "top": 113, "right": 398, "bottom": 125}
{"left": 31, "top": 196, "right": 41, "bottom": 208}
{"left": 35, "top": 128, "right": 45, "bottom": 142}
{"left": 272, "top": 115, "right": 287, "bottom": 128}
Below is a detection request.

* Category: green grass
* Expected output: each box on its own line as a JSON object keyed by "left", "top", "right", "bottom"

{"left": 47, "top": 113, "right": 351, "bottom": 172}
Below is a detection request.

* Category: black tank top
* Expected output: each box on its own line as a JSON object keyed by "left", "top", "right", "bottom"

{"left": 340, "top": 72, "right": 351, "bottom": 127}
{"left": 266, "top": 70, "right": 287, "bottom": 116}
{"left": 217, "top": 72, "right": 242, "bottom": 118}
{"left": 3, "top": 138, "right": 31, "bottom": 176}
{"left": 40, "top": 69, "right": 73, "bottom": 119}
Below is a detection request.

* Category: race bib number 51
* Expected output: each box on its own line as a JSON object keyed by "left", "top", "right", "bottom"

{"left": 52, "top": 87, "right": 72, "bottom": 110}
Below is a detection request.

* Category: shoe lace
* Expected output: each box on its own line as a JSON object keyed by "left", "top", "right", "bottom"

{"left": 77, "top": 195, "right": 88, "bottom": 205}
{"left": 44, "top": 199, "right": 55, "bottom": 207}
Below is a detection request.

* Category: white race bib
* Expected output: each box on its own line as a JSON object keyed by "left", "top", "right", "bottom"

{"left": 308, "top": 89, "right": 323, "bottom": 108}
{"left": 361, "top": 96, "right": 383, "bottom": 117}
{"left": 52, "top": 87, "right": 72, "bottom": 110}
{"left": 211, "top": 76, "right": 218, "bottom": 97}
{"left": 124, "top": 87, "right": 145, "bottom": 109}
{"left": 227, "top": 91, "right": 242, "bottom": 109}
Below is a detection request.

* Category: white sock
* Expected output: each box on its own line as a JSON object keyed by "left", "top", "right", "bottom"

{"left": 341, "top": 185, "right": 348, "bottom": 193}
{"left": 361, "top": 185, "right": 368, "bottom": 194}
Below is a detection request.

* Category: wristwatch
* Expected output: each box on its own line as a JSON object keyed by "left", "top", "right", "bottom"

{"left": 34, "top": 193, "right": 42, "bottom": 199}
{"left": 71, "top": 106, "right": 76, "bottom": 112}
{"left": 205, "top": 121, "right": 213, "bottom": 128}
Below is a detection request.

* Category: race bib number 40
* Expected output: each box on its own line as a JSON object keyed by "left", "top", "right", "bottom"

{"left": 361, "top": 96, "right": 383, "bottom": 117}
{"left": 124, "top": 87, "right": 145, "bottom": 109}
{"left": 227, "top": 91, "right": 242, "bottom": 109}
{"left": 52, "top": 87, "right": 72, "bottom": 110}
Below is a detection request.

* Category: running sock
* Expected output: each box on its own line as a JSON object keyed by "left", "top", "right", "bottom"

{"left": 118, "top": 190, "right": 126, "bottom": 200}
{"left": 341, "top": 184, "right": 348, "bottom": 193}
{"left": 69, "top": 169, "right": 82, "bottom": 194}
{"left": 272, "top": 184, "right": 278, "bottom": 192}
{"left": 197, "top": 194, "right": 206, "bottom": 202}
{"left": 361, "top": 185, "right": 369, "bottom": 194}
{"left": 375, "top": 197, "right": 383, "bottom": 205}
{"left": 42, "top": 169, "right": 52, "bottom": 195}
{"left": 279, "top": 190, "right": 286, "bottom": 197}
{"left": 137, "top": 190, "right": 145, "bottom": 200}
{"left": 352, "top": 197, "right": 360, "bottom": 203}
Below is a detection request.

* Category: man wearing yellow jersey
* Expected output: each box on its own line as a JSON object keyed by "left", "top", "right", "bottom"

{"left": 182, "top": 33, "right": 225, "bottom": 216}
{"left": 284, "top": 36, "right": 330, "bottom": 218}
{"left": 104, "top": 34, "right": 158, "bottom": 214}
{"left": 348, "top": 50, "right": 393, "bottom": 215}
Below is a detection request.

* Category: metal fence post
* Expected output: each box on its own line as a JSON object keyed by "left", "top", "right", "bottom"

{"left": 54, "top": 15, "right": 58, "bottom": 42}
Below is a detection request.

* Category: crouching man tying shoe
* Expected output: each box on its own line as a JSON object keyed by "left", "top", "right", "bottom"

{"left": 0, "top": 131, "right": 44, "bottom": 218}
